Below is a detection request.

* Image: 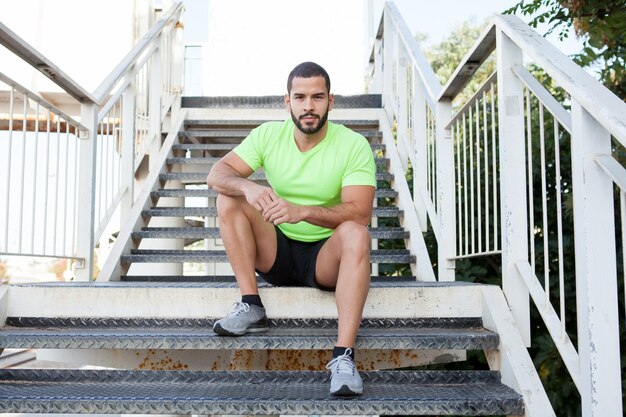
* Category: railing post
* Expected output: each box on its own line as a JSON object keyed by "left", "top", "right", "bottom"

{"left": 413, "top": 75, "right": 428, "bottom": 231}
{"left": 121, "top": 74, "right": 137, "bottom": 215}
{"left": 570, "top": 100, "right": 622, "bottom": 417}
{"left": 495, "top": 29, "right": 530, "bottom": 345}
{"left": 149, "top": 35, "right": 163, "bottom": 172}
{"left": 74, "top": 103, "right": 98, "bottom": 281}
{"left": 436, "top": 99, "right": 455, "bottom": 281}
{"left": 382, "top": 8, "right": 394, "bottom": 124}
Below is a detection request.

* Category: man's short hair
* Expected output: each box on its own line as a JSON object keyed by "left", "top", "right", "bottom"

{"left": 287, "top": 62, "right": 331, "bottom": 94}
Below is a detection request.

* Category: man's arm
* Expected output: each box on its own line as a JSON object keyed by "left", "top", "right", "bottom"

{"left": 262, "top": 185, "right": 375, "bottom": 228}
{"left": 206, "top": 151, "right": 278, "bottom": 212}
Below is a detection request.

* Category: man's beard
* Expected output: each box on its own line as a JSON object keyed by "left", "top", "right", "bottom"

{"left": 291, "top": 108, "right": 329, "bottom": 135}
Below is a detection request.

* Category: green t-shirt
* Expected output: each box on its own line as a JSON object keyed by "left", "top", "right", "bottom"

{"left": 234, "top": 119, "right": 376, "bottom": 242}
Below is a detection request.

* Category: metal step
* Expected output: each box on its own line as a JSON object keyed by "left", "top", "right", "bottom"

{"left": 183, "top": 118, "right": 380, "bottom": 127}
{"left": 132, "top": 226, "right": 409, "bottom": 240}
{"left": 0, "top": 317, "right": 498, "bottom": 350}
{"left": 172, "top": 142, "right": 386, "bottom": 151}
{"left": 142, "top": 206, "right": 403, "bottom": 218}
{"left": 166, "top": 156, "right": 390, "bottom": 168}
{"left": 180, "top": 129, "right": 382, "bottom": 140}
{"left": 120, "top": 274, "right": 415, "bottom": 282}
{"left": 122, "top": 249, "right": 415, "bottom": 264}
{"left": 182, "top": 94, "right": 382, "bottom": 109}
{"left": 151, "top": 187, "right": 398, "bottom": 199}
{"left": 0, "top": 369, "right": 524, "bottom": 415}
{"left": 159, "top": 171, "right": 394, "bottom": 182}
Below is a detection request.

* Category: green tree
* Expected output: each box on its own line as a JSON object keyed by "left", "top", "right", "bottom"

{"left": 505, "top": 0, "right": 626, "bottom": 99}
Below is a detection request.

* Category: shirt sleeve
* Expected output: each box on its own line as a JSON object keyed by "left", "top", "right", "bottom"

{"left": 342, "top": 135, "right": 377, "bottom": 188}
{"left": 233, "top": 125, "right": 264, "bottom": 171}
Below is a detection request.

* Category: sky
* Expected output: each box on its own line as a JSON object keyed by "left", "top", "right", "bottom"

{"left": 180, "top": 0, "right": 585, "bottom": 96}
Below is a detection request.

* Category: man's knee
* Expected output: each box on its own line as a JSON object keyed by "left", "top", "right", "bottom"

{"left": 335, "top": 221, "right": 371, "bottom": 252}
{"left": 216, "top": 194, "right": 244, "bottom": 219}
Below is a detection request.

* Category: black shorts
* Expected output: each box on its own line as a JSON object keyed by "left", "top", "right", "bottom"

{"left": 256, "top": 226, "right": 334, "bottom": 291}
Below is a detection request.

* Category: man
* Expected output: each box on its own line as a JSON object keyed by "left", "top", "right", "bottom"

{"left": 206, "top": 61, "right": 376, "bottom": 396}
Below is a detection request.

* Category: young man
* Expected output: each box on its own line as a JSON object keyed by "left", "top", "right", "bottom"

{"left": 206, "top": 61, "right": 376, "bottom": 396}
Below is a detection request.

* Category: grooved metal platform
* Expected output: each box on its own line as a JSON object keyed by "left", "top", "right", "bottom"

{"left": 0, "top": 317, "right": 498, "bottom": 350}
{"left": 0, "top": 369, "right": 524, "bottom": 415}
{"left": 141, "top": 206, "right": 403, "bottom": 218}
{"left": 122, "top": 249, "right": 415, "bottom": 264}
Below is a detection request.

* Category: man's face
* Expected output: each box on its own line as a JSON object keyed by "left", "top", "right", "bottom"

{"left": 285, "top": 76, "right": 334, "bottom": 135}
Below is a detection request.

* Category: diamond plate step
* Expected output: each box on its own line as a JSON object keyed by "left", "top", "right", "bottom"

{"left": 142, "top": 206, "right": 402, "bottom": 218}
{"left": 182, "top": 95, "right": 382, "bottom": 109}
{"left": 122, "top": 249, "right": 415, "bottom": 264}
{"left": 151, "top": 187, "right": 398, "bottom": 199}
{"left": 0, "top": 317, "right": 498, "bottom": 350}
{"left": 180, "top": 129, "right": 382, "bottom": 140}
{"left": 132, "top": 226, "right": 409, "bottom": 240}
{"left": 0, "top": 369, "right": 523, "bottom": 415}
{"left": 166, "top": 156, "right": 390, "bottom": 168}
{"left": 183, "top": 118, "right": 380, "bottom": 127}
{"left": 172, "top": 142, "right": 386, "bottom": 151}
{"left": 120, "top": 274, "right": 415, "bottom": 282}
{"left": 160, "top": 172, "right": 394, "bottom": 182}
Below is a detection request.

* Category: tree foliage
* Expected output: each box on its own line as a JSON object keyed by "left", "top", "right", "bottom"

{"left": 505, "top": 0, "right": 626, "bottom": 99}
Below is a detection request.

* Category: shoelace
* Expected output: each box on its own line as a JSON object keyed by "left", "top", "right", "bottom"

{"left": 326, "top": 348, "right": 356, "bottom": 375}
{"left": 229, "top": 302, "right": 251, "bottom": 315}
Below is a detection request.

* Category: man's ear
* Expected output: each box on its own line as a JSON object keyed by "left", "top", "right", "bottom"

{"left": 284, "top": 93, "right": 290, "bottom": 110}
{"left": 328, "top": 93, "right": 335, "bottom": 111}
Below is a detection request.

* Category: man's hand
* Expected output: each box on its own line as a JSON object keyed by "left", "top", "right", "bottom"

{"left": 243, "top": 183, "right": 279, "bottom": 214}
{"left": 262, "top": 198, "right": 305, "bottom": 225}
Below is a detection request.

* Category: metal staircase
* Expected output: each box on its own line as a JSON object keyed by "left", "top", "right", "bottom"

{"left": 1, "top": 1, "right": 626, "bottom": 416}
{"left": 0, "top": 97, "right": 530, "bottom": 415}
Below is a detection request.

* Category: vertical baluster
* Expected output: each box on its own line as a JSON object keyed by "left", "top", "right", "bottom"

{"left": 42, "top": 111, "right": 50, "bottom": 254}
{"left": 18, "top": 95, "right": 28, "bottom": 251}
{"left": 4, "top": 87, "right": 15, "bottom": 251}
{"left": 106, "top": 109, "right": 112, "bottom": 214}
{"left": 31, "top": 103, "right": 40, "bottom": 253}
{"left": 61, "top": 121, "right": 70, "bottom": 254}
{"left": 483, "top": 92, "right": 489, "bottom": 251}
{"left": 526, "top": 89, "right": 535, "bottom": 273}
{"left": 553, "top": 119, "right": 566, "bottom": 341}
{"left": 469, "top": 105, "right": 475, "bottom": 253}
{"left": 475, "top": 100, "right": 482, "bottom": 253}
{"left": 72, "top": 124, "right": 80, "bottom": 256}
{"left": 97, "top": 120, "right": 104, "bottom": 226}
{"left": 538, "top": 103, "right": 549, "bottom": 307}
{"left": 455, "top": 121, "right": 462, "bottom": 256}
{"left": 53, "top": 118, "right": 61, "bottom": 255}
{"left": 622, "top": 191, "right": 626, "bottom": 324}
{"left": 463, "top": 113, "right": 469, "bottom": 254}
{"left": 490, "top": 83, "right": 498, "bottom": 251}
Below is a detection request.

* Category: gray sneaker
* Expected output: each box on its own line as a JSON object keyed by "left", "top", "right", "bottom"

{"left": 213, "top": 302, "right": 269, "bottom": 336}
{"left": 326, "top": 348, "right": 363, "bottom": 396}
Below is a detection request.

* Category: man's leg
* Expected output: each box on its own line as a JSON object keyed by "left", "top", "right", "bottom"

{"left": 216, "top": 194, "right": 277, "bottom": 294}
{"left": 315, "top": 220, "right": 371, "bottom": 396}
{"left": 315, "top": 220, "right": 371, "bottom": 346}
{"left": 213, "top": 194, "right": 277, "bottom": 335}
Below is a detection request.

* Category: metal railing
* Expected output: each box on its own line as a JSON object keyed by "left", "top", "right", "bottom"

{"left": 0, "top": 2, "right": 184, "bottom": 279}
{"left": 371, "top": 2, "right": 625, "bottom": 415}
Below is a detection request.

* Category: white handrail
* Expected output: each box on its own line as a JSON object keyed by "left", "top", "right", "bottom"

{"left": 0, "top": 21, "right": 97, "bottom": 103}
{"left": 495, "top": 14, "right": 626, "bottom": 144}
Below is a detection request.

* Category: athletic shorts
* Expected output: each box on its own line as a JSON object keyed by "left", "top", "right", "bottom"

{"left": 256, "top": 226, "right": 334, "bottom": 291}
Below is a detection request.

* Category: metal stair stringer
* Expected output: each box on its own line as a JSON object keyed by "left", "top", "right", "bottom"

{"left": 377, "top": 109, "right": 436, "bottom": 281}
{"left": 96, "top": 108, "right": 189, "bottom": 282}
{"left": 480, "top": 285, "right": 556, "bottom": 415}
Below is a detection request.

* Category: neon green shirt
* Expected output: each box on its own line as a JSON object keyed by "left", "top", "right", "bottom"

{"left": 234, "top": 119, "right": 376, "bottom": 242}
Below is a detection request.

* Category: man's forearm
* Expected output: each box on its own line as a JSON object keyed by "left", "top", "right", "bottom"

{"left": 300, "top": 203, "right": 371, "bottom": 229}
{"left": 206, "top": 163, "right": 253, "bottom": 196}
